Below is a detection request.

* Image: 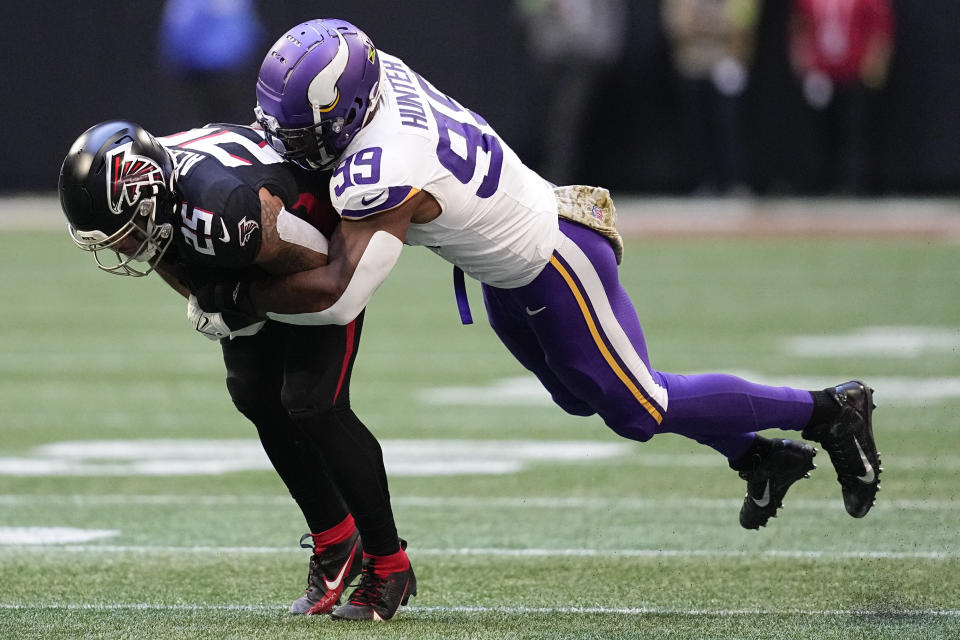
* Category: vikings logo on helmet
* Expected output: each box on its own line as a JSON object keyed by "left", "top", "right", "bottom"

{"left": 104, "top": 142, "right": 166, "bottom": 215}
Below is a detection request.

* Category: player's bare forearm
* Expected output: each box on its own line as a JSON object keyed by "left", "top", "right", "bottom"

{"left": 246, "top": 195, "right": 429, "bottom": 319}
{"left": 248, "top": 221, "right": 365, "bottom": 315}
{"left": 255, "top": 188, "right": 330, "bottom": 275}
{"left": 249, "top": 261, "right": 346, "bottom": 315}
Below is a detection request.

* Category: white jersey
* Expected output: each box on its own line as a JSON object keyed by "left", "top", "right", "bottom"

{"left": 329, "top": 52, "right": 560, "bottom": 288}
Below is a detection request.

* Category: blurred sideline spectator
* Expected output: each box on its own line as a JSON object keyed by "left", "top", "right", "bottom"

{"left": 514, "top": 0, "right": 629, "bottom": 186}
{"left": 158, "top": 0, "right": 264, "bottom": 127}
{"left": 789, "top": 0, "right": 894, "bottom": 193}
{"left": 662, "top": 0, "right": 761, "bottom": 196}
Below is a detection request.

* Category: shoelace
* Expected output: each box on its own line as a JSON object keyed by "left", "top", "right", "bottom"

{"left": 299, "top": 533, "right": 328, "bottom": 592}
{"left": 348, "top": 570, "right": 387, "bottom": 606}
{"left": 299, "top": 532, "right": 316, "bottom": 550}
{"left": 305, "top": 555, "right": 324, "bottom": 590}
{"left": 822, "top": 433, "right": 859, "bottom": 486}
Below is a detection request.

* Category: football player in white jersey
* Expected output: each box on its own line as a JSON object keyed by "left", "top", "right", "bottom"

{"left": 202, "top": 18, "right": 882, "bottom": 586}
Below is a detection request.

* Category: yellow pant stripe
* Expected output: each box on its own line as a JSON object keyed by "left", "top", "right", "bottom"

{"left": 549, "top": 255, "right": 663, "bottom": 424}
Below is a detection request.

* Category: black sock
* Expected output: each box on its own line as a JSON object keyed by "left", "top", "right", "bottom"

{"left": 805, "top": 390, "right": 839, "bottom": 430}
{"left": 291, "top": 406, "right": 400, "bottom": 557}
{"left": 295, "top": 495, "right": 349, "bottom": 535}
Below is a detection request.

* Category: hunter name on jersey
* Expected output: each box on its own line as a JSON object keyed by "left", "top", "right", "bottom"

{"left": 329, "top": 53, "right": 560, "bottom": 289}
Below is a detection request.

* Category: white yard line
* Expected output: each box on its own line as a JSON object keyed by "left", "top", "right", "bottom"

{"left": 0, "top": 526, "right": 117, "bottom": 544}
{"left": 413, "top": 605, "right": 960, "bottom": 617}
{"left": 0, "top": 494, "right": 957, "bottom": 511}
{"left": 0, "top": 602, "right": 957, "bottom": 617}
{"left": 0, "top": 544, "right": 954, "bottom": 560}
{"left": 3, "top": 449, "right": 958, "bottom": 475}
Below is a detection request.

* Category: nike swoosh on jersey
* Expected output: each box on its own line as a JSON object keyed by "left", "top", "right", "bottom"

{"left": 751, "top": 480, "right": 771, "bottom": 507}
{"left": 218, "top": 218, "right": 231, "bottom": 243}
{"left": 525, "top": 306, "right": 547, "bottom": 316}
{"left": 323, "top": 539, "right": 358, "bottom": 592}
{"left": 361, "top": 190, "right": 387, "bottom": 206}
{"left": 853, "top": 437, "right": 876, "bottom": 483}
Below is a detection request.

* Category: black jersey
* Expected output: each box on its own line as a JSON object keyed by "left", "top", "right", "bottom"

{"left": 155, "top": 124, "right": 337, "bottom": 280}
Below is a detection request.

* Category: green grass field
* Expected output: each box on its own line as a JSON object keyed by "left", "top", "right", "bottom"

{"left": 1, "top": 222, "right": 958, "bottom": 639}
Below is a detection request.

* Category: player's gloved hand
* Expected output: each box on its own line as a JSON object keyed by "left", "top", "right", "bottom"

{"left": 194, "top": 278, "right": 258, "bottom": 318}
{"left": 187, "top": 294, "right": 264, "bottom": 341}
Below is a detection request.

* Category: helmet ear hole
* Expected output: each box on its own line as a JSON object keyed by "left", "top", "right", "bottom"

{"left": 345, "top": 105, "right": 359, "bottom": 127}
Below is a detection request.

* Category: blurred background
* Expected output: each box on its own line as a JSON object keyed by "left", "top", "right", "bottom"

{"left": 3, "top": 0, "right": 958, "bottom": 196}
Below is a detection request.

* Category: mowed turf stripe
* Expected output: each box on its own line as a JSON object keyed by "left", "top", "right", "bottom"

{"left": 0, "top": 545, "right": 954, "bottom": 559}
{"left": 1, "top": 494, "right": 957, "bottom": 511}
{"left": 0, "top": 603, "right": 958, "bottom": 617}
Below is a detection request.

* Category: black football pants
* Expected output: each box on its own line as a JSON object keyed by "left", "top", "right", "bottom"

{"left": 221, "top": 312, "right": 400, "bottom": 555}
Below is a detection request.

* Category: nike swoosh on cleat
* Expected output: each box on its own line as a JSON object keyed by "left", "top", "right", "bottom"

{"left": 323, "top": 540, "right": 358, "bottom": 592}
{"left": 525, "top": 306, "right": 547, "bottom": 316}
{"left": 853, "top": 437, "right": 876, "bottom": 483}
{"left": 361, "top": 190, "right": 386, "bottom": 206}
{"left": 751, "top": 480, "right": 771, "bottom": 508}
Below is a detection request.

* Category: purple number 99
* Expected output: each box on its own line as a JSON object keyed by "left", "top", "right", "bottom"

{"left": 333, "top": 147, "right": 383, "bottom": 197}
{"left": 431, "top": 107, "right": 503, "bottom": 199}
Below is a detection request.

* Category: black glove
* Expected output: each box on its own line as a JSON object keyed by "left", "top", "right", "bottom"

{"left": 194, "top": 278, "right": 257, "bottom": 318}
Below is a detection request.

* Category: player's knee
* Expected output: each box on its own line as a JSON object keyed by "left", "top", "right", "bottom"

{"left": 552, "top": 393, "right": 595, "bottom": 417}
{"left": 280, "top": 374, "right": 348, "bottom": 419}
{"left": 603, "top": 415, "right": 658, "bottom": 443}
{"left": 281, "top": 383, "right": 335, "bottom": 422}
{"left": 282, "top": 396, "right": 334, "bottom": 423}
{"left": 225, "top": 371, "right": 270, "bottom": 416}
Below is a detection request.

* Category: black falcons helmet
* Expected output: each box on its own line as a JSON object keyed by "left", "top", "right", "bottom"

{"left": 59, "top": 120, "right": 175, "bottom": 276}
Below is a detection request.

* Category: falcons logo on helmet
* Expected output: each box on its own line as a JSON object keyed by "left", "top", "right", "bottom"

{"left": 104, "top": 143, "right": 166, "bottom": 215}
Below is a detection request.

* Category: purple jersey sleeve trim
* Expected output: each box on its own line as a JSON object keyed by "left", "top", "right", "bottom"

{"left": 341, "top": 186, "right": 417, "bottom": 220}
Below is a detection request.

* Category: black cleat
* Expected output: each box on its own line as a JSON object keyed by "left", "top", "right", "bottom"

{"left": 737, "top": 438, "right": 817, "bottom": 529}
{"left": 331, "top": 551, "right": 416, "bottom": 621}
{"left": 289, "top": 530, "right": 363, "bottom": 616}
{"left": 802, "top": 380, "right": 881, "bottom": 518}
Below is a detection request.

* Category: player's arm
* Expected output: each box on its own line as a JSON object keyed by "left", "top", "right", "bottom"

{"left": 247, "top": 189, "right": 439, "bottom": 325}
{"left": 254, "top": 187, "right": 330, "bottom": 275}
{"left": 188, "top": 185, "right": 332, "bottom": 340}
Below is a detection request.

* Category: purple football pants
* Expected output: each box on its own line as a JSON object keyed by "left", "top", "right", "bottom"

{"left": 481, "top": 219, "right": 813, "bottom": 461}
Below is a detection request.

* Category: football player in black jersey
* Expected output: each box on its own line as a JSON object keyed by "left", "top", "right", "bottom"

{"left": 57, "top": 121, "right": 415, "bottom": 620}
